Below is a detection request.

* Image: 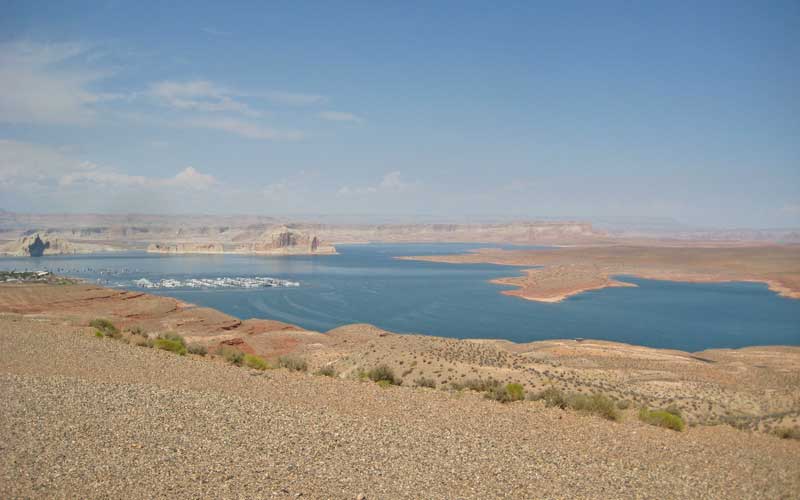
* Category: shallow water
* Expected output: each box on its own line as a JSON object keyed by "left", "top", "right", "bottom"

{"left": 2, "top": 243, "right": 799, "bottom": 352}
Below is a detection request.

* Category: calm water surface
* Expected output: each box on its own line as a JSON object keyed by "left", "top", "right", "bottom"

{"left": 2, "top": 243, "right": 798, "bottom": 352}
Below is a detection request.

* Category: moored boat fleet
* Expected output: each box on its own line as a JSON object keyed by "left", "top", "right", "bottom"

{"left": 133, "top": 276, "right": 300, "bottom": 289}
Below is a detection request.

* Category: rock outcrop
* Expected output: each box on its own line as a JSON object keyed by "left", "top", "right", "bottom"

{"left": 235, "top": 227, "right": 336, "bottom": 255}
{"left": 147, "top": 242, "right": 225, "bottom": 254}
{"left": 0, "top": 233, "right": 81, "bottom": 256}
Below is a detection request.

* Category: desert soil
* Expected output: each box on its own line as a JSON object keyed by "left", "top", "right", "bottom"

{"left": 1, "top": 283, "right": 800, "bottom": 498}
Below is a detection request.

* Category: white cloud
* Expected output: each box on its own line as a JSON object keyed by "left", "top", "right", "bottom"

{"left": 148, "top": 80, "right": 260, "bottom": 117}
{"left": 0, "top": 41, "right": 114, "bottom": 125}
{"left": 185, "top": 117, "right": 304, "bottom": 141}
{"left": 320, "top": 111, "right": 363, "bottom": 123}
{"left": 337, "top": 171, "right": 413, "bottom": 197}
{"left": 1, "top": 139, "right": 216, "bottom": 193}
{"left": 262, "top": 90, "right": 324, "bottom": 106}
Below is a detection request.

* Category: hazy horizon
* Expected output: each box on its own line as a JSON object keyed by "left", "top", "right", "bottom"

{"left": 1, "top": 2, "right": 798, "bottom": 228}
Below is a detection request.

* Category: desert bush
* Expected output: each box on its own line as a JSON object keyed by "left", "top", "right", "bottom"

{"left": 617, "top": 399, "right": 632, "bottom": 410}
{"left": 133, "top": 336, "right": 153, "bottom": 348}
{"left": 187, "top": 343, "right": 207, "bottom": 356}
{"left": 220, "top": 347, "right": 244, "bottom": 366}
{"left": 451, "top": 378, "right": 500, "bottom": 393}
{"left": 376, "top": 379, "right": 393, "bottom": 388}
{"left": 94, "top": 330, "right": 104, "bottom": 338}
{"left": 486, "top": 383, "right": 526, "bottom": 403}
{"left": 505, "top": 383, "right": 525, "bottom": 401}
{"left": 244, "top": 353, "right": 271, "bottom": 370}
{"left": 368, "top": 365, "right": 398, "bottom": 385}
{"left": 664, "top": 404, "right": 682, "bottom": 418}
{"left": 530, "top": 387, "right": 568, "bottom": 409}
{"left": 278, "top": 355, "right": 308, "bottom": 372}
{"left": 154, "top": 338, "right": 187, "bottom": 355}
{"left": 315, "top": 365, "right": 337, "bottom": 377}
{"left": 639, "top": 407, "right": 685, "bottom": 431}
{"left": 414, "top": 377, "right": 436, "bottom": 388}
{"left": 90, "top": 318, "right": 120, "bottom": 339}
{"left": 567, "top": 394, "right": 620, "bottom": 421}
{"left": 128, "top": 325, "right": 147, "bottom": 337}
{"left": 773, "top": 427, "right": 800, "bottom": 440}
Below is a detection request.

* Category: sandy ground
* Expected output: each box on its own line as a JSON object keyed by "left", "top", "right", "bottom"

{"left": 1, "top": 282, "right": 799, "bottom": 436}
{"left": 2, "top": 312, "right": 800, "bottom": 499}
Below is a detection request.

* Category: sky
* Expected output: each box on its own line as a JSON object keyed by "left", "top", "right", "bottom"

{"left": 0, "top": 1, "right": 798, "bottom": 228}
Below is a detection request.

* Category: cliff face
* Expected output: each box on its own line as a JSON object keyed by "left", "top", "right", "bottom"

{"left": 0, "top": 233, "right": 81, "bottom": 256}
{"left": 146, "top": 242, "right": 225, "bottom": 254}
{"left": 236, "top": 227, "right": 337, "bottom": 255}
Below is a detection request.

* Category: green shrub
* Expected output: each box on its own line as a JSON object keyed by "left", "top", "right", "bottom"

{"left": 154, "top": 338, "right": 187, "bottom": 355}
{"left": 773, "top": 427, "right": 800, "bottom": 440}
{"left": 368, "top": 365, "right": 398, "bottom": 385}
{"left": 505, "top": 383, "right": 525, "bottom": 401}
{"left": 220, "top": 347, "right": 244, "bottom": 366}
{"left": 244, "top": 353, "right": 271, "bottom": 370}
{"left": 451, "top": 378, "right": 500, "bottom": 393}
{"left": 128, "top": 325, "right": 147, "bottom": 337}
{"left": 94, "top": 330, "right": 104, "bottom": 338}
{"left": 90, "top": 318, "right": 120, "bottom": 339}
{"left": 133, "top": 336, "right": 153, "bottom": 348}
{"left": 568, "top": 394, "right": 620, "bottom": 421}
{"left": 315, "top": 365, "right": 337, "bottom": 377}
{"left": 486, "top": 383, "right": 526, "bottom": 403}
{"left": 664, "top": 404, "right": 682, "bottom": 418}
{"left": 187, "top": 343, "right": 207, "bottom": 356}
{"left": 278, "top": 355, "right": 308, "bottom": 372}
{"left": 414, "top": 377, "right": 436, "bottom": 388}
{"left": 639, "top": 407, "right": 685, "bottom": 431}
{"left": 530, "top": 387, "right": 568, "bottom": 409}
{"left": 158, "top": 332, "right": 186, "bottom": 346}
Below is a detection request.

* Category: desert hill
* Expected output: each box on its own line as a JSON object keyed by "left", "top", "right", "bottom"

{"left": 1, "top": 282, "right": 798, "bottom": 498}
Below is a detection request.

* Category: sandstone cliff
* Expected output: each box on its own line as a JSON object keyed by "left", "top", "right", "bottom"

{"left": 234, "top": 226, "right": 337, "bottom": 255}
{"left": 147, "top": 242, "right": 225, "bottom": 254}
{"left": 0, "top": 233, "right": 89, "bottom": 256}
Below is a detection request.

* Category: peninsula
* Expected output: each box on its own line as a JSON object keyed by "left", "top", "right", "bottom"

{"left": 401, "top": 245, "right": 800, "bottom": 303}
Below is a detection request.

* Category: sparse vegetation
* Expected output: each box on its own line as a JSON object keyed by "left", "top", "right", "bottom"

{"left": 414, "top": 377, "right": 436, "bottom": 388}
{"left": 505, "top": 383, "right": 525, "bottom": 401}
{"left": 187, "top": 343, "right": 207, "bottom": 356}
{"left": 315, "top": 365, "right": 337, "bottom": 377}
{"left": 529, "top": 387, "right": 619, "bottom": 420}
{"left": 639, "top": 407, "right": 685, "bottom": 431}
{"left": 451, "top": 378, "right": 500, "bottom": 393}
{"left": 220, "top": 347, "right": 244, "bottom": 366}
{"left": 278, "top": 355, "right": 307, "bottom": 372}
{"left": 128, "top": 325, "right": 147, "bottom": 337}
{"left": 368, "top": 365, "right": 399, "bottom": 385}
{"left": 530, "top": 386, "right": 568, "bottom": 408}
{"left": 567, "top": 393, "right": 619, "bottom": 421}
{"left": 154, "top": 333, "right": 187, "bottom": 355}
{"left": 244, "top": 353, "right": 271, "bottom": 370}
{"left": 90, "top": 318, "right": 120, "bottom": 339}
{"left": 133, "top": 336, "right": 153, "bottom": 348}
{"left": 486, "top": 383, "right": 526, "bottom": 403}
{"left": 773, "top": 427, "right": 800, "bottom": 440}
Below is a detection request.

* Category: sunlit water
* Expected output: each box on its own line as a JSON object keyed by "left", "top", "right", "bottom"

{"left": 2, "top": 243, "right": 798, "bottom": 352}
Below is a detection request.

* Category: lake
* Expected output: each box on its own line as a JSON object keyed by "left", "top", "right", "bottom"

{"left": 2, "top": 243, "right": 798, "bottom": 352}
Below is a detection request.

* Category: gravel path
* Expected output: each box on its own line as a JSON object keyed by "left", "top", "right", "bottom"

{"left": 1, "top": 315, "right": 798, "bottom": 499}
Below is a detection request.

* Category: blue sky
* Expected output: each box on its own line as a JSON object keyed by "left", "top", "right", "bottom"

{"left": 0, "top": 1, "right": 798, "bottom": 228}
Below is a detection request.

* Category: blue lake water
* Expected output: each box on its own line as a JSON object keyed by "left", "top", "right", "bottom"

{"left": 2, "top": 243, "right": 799, "bottom": 352}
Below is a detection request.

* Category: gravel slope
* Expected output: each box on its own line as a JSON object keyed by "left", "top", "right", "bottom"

{"left": 1, "top": 315, "right": 798, "bottom": 499}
